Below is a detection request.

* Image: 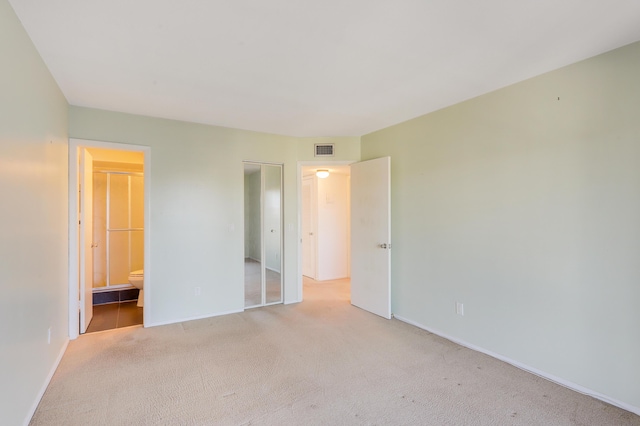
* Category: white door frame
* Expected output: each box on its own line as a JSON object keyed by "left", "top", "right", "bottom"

{"left": 296, "top": 160, "right": 355, "bottom": 302}
{"left": 68, "top": 138, "right": 151, "bottom": 340}
{"left": 79, "top": 149, "right": 94, "bottom": 333}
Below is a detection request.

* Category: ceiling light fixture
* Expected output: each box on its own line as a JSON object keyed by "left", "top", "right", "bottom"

{"left": 316, "top": 169, "right": 329, "bottom": 178}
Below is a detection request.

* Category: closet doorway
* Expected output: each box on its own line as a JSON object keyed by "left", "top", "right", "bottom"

{"left": 243, "top": 162, "right": 283, "bottom": 308}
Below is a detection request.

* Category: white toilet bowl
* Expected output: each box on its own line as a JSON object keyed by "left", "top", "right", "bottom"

{"left": 128, "top": 270, "right": 144, "bottom": 307}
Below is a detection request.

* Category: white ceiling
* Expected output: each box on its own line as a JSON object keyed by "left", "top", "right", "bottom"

{"left": 9, "top": 0, "right": 640, "bottom": 137}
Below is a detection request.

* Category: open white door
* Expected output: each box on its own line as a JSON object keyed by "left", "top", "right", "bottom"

{"left": 350, "top": 156, "right": 391, "bottom": 319}
{"left": 79, "top": 149, "right": 93, "bottom": 333}
{"left": 301, "top": 177, "right": 317, "bottom": 279}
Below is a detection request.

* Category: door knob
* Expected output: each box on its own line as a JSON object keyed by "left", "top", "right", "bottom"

{"left": 379, "top": 243, "right": 387, "bottom": 249}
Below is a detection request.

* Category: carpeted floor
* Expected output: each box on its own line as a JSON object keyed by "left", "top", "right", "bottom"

{"left": 30, "top": 278, "right": 639, "bottom": 425}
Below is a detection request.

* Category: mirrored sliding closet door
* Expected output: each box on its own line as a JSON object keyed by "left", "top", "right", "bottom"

{"left": 243, "top": 162, "right": 283, "bottom": 308}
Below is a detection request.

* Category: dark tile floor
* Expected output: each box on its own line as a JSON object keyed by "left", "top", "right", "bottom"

{"left": 86, "top": 301, "right": 143, "bottom": 333}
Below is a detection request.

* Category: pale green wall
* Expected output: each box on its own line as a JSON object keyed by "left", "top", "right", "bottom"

{"left": 69, "top": 106, "right": 360, "bottom": 323}
{"left": 362, "top": 41, "right": 640, "bottom": 410}
{"left": 11, "top": 0, "right": 636, "bottom": 412}
{"left": 0, "top": 0, "right": 69, "bottom": 424}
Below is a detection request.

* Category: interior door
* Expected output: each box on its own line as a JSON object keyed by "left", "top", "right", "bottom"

{"left": 301, "top": 177, "right": 316, "bottom": 279}
{"left": 350, "top": 156, "right": 391, "bottom": 319}
{"left": 79, "top": 149, "right": 94, "bottom": 333}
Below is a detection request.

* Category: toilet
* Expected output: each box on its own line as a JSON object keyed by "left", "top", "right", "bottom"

{"left": 128, "top": 270, "right": 144, "bottom": 307}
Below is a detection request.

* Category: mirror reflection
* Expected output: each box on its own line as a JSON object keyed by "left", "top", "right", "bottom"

{"left": 244, "top": 163, "right": 282, "bottom": 307}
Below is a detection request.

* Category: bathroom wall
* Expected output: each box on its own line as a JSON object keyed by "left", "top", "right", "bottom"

{"left": 0, "top": 0, "right": 69, "bottom": 424}
{"left": 69, "top": 106, "right": 361, "bottom": 325}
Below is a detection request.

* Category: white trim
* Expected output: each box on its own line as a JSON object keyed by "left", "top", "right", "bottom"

{"left": 393, "top": 315, "right": 640, "bottom": 417}
{"left": 296, "top": 160, "right": 356, "bottom": 303}
{"left": 144, "top": 309, "right": 244, "bottom": 328}
{"left": 68, "top": 138, "right": 151, "bottom": 340}
{"left": 24, "top": 338, "right": 69, "bottom": 426}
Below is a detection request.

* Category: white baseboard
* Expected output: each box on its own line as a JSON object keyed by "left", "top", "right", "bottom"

{"left": 24, "top": 338, "right": 70, "bottom": 426}
{"left": 393, "top": 315, "right": 640, "bottom": 417}
{"left": 145, "top": 308, "right": 244, "bottom": 328}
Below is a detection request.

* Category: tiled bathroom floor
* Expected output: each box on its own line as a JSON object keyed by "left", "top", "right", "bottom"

{"left": 86, "top": 301, "right": 143, "bottom": 333}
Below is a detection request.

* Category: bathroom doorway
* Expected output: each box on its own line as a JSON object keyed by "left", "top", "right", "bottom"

{"left": 69, "top": 139, "right": 150, "bottom": 339}
{"left": 243, "top": 162, "right": 283, "bottom": 308}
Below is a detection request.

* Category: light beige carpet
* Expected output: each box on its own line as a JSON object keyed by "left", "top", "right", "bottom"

{"left": 31, "top": 278, "right": 638, "bottom": 425}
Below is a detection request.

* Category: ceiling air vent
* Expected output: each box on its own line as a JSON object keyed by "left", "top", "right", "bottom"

{"left": 314, "top": 144, "right": 334, "bottom": 157}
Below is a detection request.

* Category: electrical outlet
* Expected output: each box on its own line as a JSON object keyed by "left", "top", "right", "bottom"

{"left": 47, "top": 327, "right": 51, "bottom": 344}
{"left": 456, "top": 302, "right": 464, "bottom": 316}
{"left": 194, "top": 287, "right": 201, "bottom": 296}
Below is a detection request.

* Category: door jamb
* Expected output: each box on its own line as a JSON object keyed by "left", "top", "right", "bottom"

{"left": 68, "top": 138, "right": 151, "bottom": 340}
